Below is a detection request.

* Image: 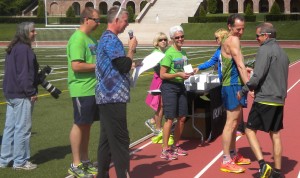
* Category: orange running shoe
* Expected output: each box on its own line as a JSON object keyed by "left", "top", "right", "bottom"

{"left": 220, "top": 160, "right": 245, "bottom": 173}
{"left": 233, "top": 153, "right": 251, "bottom": 165}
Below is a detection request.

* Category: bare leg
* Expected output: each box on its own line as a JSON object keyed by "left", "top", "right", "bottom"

{"left": 270, "top": 131, "right": 282, "bottom": 170}
{"left": 154, "top": 98, "right": 163, "bottom": 130}
{"left": 222, "top": 106, "right": 241, "bottom": 155}
{"left": 245, "top": 128, "right": 263, "bottom": 161}
{"left": 173, "top": 116, "right": 186, "bottom": 145}
{"left": 162, "top": 119, "right": 173, "bottom": 150}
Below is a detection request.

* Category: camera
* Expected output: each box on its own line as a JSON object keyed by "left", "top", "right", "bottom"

{"left": 37, "top": 65, "right": 62, "bottom": 99}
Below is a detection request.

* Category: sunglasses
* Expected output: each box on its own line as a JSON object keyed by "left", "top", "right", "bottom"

{"left": 256, "top": 33, "right": 271, "bottom": 38}
{"left": 215, "top": 36, "right": 219, "bottom": 41}
{"left": 158, "top": 38, "right": 167, "bottom": 42}
{"left": 87, "top": 17, "right": 100, "bottom": 23}
{"left": 174, "top": 35, "right": 184, "bottom": 40}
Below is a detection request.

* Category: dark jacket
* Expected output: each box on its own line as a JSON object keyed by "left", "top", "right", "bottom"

{"left": 3, "top": 42, "right": 39, "bottom": 99}
{"left": 240, "top": 38, "right": 289, "bottom": 104}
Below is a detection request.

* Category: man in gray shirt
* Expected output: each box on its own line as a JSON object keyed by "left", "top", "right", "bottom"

{"left": 238, "top": 23, "right": 289, "bottom": 178}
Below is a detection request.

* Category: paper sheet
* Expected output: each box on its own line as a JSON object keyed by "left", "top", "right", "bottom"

{"left": 131, "top": 52, "right": 165, "bottom": 87}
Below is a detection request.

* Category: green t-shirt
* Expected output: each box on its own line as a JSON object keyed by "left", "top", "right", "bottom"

{"left": 160, "top": 46, "right": 188, "bottom": 83}
{"left": 67, "top": 30, "right": 97, "bottom": 97}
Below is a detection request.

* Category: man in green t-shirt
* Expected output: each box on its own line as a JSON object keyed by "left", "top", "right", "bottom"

{"left": 66, "top": 7, "right": 100, "bottom": 178}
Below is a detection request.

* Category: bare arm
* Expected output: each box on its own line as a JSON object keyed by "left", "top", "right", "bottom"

{"left": 71, "top": 61, "right": 95, "bottom": 72}
{"left": 230, "top": 37, "right": 248, "bottom": 84}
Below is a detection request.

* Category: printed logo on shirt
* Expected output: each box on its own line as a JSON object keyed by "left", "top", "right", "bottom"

{"left": 173, "top": 58, "right": 185, "bottom": 69}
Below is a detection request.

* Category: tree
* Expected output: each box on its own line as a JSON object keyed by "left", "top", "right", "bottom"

{"left": 127, "top": 6, "right": 134, "bottom": 23}
{"left": 207, "top": 0, "right": 217, "bottom": 14}
{"left": 199, "top": 5, "right": 206, "bottom": 18}
{"left": 37, "top": 0, "right": 45, "bottom": 18}
{"left": 66, "top": 6, "right": 76, "bottom": 18}
{"left": 245, "top": 3, "right": 253, "bottom": 16}
{"left": 270, "top": 1, "right": 281, "bottom": 14}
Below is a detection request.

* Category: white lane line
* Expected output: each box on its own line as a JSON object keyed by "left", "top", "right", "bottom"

{"left": 194, "top": 62, "right": 300, "bottom": 178}
{"left": 193, "top": 136, "right": 242, "bottom": 178}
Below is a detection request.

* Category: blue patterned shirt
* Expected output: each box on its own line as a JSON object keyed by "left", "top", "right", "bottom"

{"left": 95, "top": 30, "right": 130, "bottom": 104}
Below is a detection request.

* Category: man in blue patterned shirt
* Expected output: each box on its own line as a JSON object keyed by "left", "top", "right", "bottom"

{"left": 95, "top": 6, "right": 137, "bottom": 178}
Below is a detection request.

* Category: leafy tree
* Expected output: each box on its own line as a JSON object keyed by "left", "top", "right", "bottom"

{"left": 66, "top": 6, "right": 76, "bottom": 18}
{"left": 199, "top": 5, "right": 206, "bottom": 18}
{"left": 0, "top": 0, "right": 32, "bottom": 16}
{"left": 37, "top": 0, "right": 45, "bottom": 18}
{"left": 245, "top": 3, "right": 253, "bottom": 16}
{"left": 270, "top": 1, "right": 281, "bottom": 14}
{"left": 127, "top": 6, "right": 135, "bottom": 23}
{"left": 207, "top": 0, "right": 217, "bottom": 14}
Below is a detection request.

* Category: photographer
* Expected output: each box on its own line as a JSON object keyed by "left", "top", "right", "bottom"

{"left": 0, "top": 22, "right": 38, "bottom": 170}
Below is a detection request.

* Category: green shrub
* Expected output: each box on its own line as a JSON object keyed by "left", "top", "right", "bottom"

{"left": 245, "top": 3, "right": 253, "bottom": 16}
{"left": 266, "top": 14, "right": 300, "bottom": 21}
{"left": 199, "top": 5, "right": 206, "bottom": 17}
{"left": 127, "top": 6, "right": 135, "bottom": 23}
{"left": 270, "top": 1, "right": 281, "bottom": 14}
{"left": 66, "top": 6, "right": 76, "bottom": 18}
{"left": 37, "top": 0, "right": 45, "bottom": 18}
{"left": 0, "top": 17, "right": 45, "bottom": 23}
{"left": 207, "top": 0, "right": 217, "bottom": 14}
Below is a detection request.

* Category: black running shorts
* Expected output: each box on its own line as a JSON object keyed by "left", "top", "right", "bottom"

{"left": 246, "top": 102, "right": 284, "bottom": 132}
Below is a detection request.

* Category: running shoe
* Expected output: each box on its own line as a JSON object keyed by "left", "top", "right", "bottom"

{"left": 232, "top": 153, "right": 251, "bottom": 165}
{"left": 220, "top": 160, "right": 245, "bottom": 173}
{"left": 160, "top": 149, "right": 177, "bottom": 160}
{"left": 171, "top": 145, "right": 188, "bottom": 156}
{"left": 13, "top": 161, "right": 37, "bottom": 170}
{"left": 82, "top": 161, "right": 97, "bottom": 175}
{"left": 259, "top": 163, "right": 272, "bottom": 178}
{"left": 145, "top": 118, "right": 156, "bottom": 133}
{"left": 68, "top": 163, "right": 93, "bottom": 178}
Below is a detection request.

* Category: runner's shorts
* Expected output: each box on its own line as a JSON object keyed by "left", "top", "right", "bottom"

{"left": 246, "top": 102, "right": 284, "bottom": 132}
{"left": 221, "top": 85, "right": 247, "bottom": 110}
{"left": 72, "top": 96, "right": 99, "bottom": 124}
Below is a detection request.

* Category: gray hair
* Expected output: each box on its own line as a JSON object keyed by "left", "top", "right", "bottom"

{"left": 169, "top": 25, "right": 184, "bottom": 39}
{"left": 256, "top": 22, "right": 276, "bottom": 38}
{"left": 107, "top": 6, "right": 128, "bottom": 23}
{"left": 6, "top": 22, "right": 35, "bottom": 54}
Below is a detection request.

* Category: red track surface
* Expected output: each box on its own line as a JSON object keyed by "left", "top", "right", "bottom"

{"left": 108, "top": 60, "right": 300, "bottom": 178}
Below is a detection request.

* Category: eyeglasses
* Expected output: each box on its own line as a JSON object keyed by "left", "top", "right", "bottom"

{"left": 256, "top": 33, "right": 271, "bottom": 38}
{"left": 174, "top": 35, "right": 184, "bottom": 40}
{"left": 87, "top": 17, "right": 100, "bottom": 23}
{"left": 158, "top": 38, "right": 168, "bottom": 42}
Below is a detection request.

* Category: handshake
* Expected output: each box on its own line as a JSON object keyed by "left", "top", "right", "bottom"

{"left": 37, "top": 65, "right": 62, "bottom": 99}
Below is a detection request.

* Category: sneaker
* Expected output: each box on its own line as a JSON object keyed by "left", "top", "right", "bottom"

{"left": 153, "top": 128, "right": 162, "bottom": 136}
{"left": 13, "top": 161, "right": 37, "bottom": 170}
{"left": 82, "top": 161, "right": 97, "bottom": 175}
{"left": 220, "top": 160, "right": 245, "bottom": 173}
{"left": 160, "top": 149, "right": 177, "bottom": 160}
{"left": 270, "top": 170, "right": 283, "bottom": 178}
{"left": 145, "top": 118, "right": 156, "bottom": 133}
{"left": 68, "top": 163, "right": 93, "bottom": 178}
{"left": 232, "top": 153, "right": 251, "bottom": 165}
{"left": 259, "top": 163, "right": 272, "bottom": 178}
{"left": 171, "top": 145, "right": 188, "bottom": 156}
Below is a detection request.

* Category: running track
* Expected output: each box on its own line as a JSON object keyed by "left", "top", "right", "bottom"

{"left": 109, "top": 60, "right": 300, "bottom": 178}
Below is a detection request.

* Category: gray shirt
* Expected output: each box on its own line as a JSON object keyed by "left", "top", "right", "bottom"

{"left": 240, "top": 38, "right": 289, "bottom": 104}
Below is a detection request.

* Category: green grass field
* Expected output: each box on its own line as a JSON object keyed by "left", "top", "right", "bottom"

{"left": 0, "top": 44, "right": 299, "bottom": 177}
